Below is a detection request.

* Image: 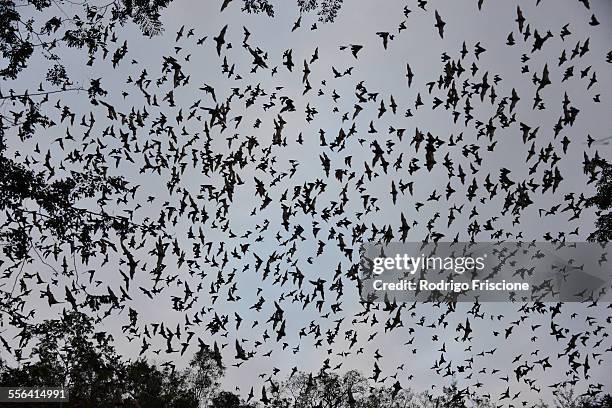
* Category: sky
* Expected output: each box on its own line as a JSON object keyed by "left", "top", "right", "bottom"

{"left": 1, "top": 0, "right": 612, "bottom": 405}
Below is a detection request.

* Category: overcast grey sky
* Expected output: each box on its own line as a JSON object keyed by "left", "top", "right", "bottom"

{"left": 1, "top": 0, "right": 612, "bottom": 404}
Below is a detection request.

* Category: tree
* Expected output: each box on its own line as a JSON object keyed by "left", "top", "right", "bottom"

{"left": 0, "top": 310, "right": 201, "bottom": 407}
{"left": 212, "top": 391, "right": 241, "bottom": 407}
{"left": 188, "top": 344, "right": 225, "bottom": 406}
{"left": 0, "top": 151, "right": 137, "bottom": 260}
{"left": 241, "top": 0, "right": 344, "bottom": 22}
{"left": 284, "top": 369, "right": 385, "bottom": 408}
{"left": 123, "top": 359, "right": 199, "bottom": 408}
{"left": 584, "top": 155, "right": 612, "bottom": 242}
{"left": 552, "top": 387, "right": 612, "bottom": 408}
{"left": 0, "top": 0, "right": 345, "bottom": 84}
{"left": 280, "top": 371, "right": 500, "bottom": 408}
{"left": 211, "top": 391, "right": 242, "bottom": 408}
{"left": 0, "top": 310, "right": 126, "bottom": 405}
{"left": 0, "top": 0, "right": 173, "bottom": 81}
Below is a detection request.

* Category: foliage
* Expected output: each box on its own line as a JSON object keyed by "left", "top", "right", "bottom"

{"left": 0, "top": 311, "right": 209, "bottom": 407}
{"left": 211, "top": 391, "right": 244, "bottom": 408}
{"left": 584, "top": 157, "right": 612, "bottom": 242}
{"left": 242, "top": 0, "right": 344, "bottom": 22}
{"left": 0, "top": 0, "right": 345, "bottom": 81}
{"left": 0, "top": 154, "right": 135, "bottom": 260}
{"left": 552, "top": 387, "right": 612, "bottom": 408}
{"left": 0, "top": 0, "right": 174, "bottom": 81}
{"left": 189, "top": 345, "right": 225, "bottom": 403}
{"left": 1, "top": 317, "right": 610, "bottom": 408}
{"left": 242, "top": 0, "right": 276, "bottom": 17}
{"left": 0, "top": 0, "right": 34, "bottom": 80}
{"left": 315, "top": 0, "right": 344, "bottom": 23}
{"left": 281, "top": 371, "right": 493, "bottom": 408}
